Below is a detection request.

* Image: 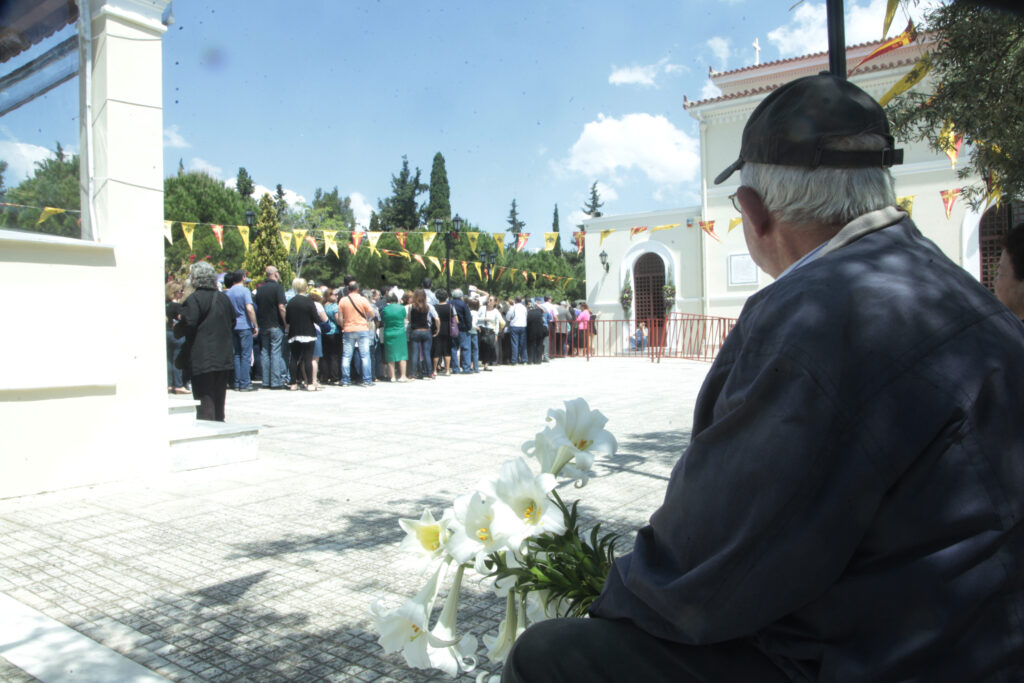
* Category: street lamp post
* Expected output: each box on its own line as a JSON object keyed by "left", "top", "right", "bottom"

{"left": 434, "top": 218, "right": 452, "bottom": 292}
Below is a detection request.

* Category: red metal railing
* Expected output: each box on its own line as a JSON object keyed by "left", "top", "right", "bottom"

{"left": 547, "top": 313, "right": 737, "bottom": 363}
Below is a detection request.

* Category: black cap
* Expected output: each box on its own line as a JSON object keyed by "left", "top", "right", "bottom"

{"left": 713, "top": 72, "right": 903, "bottom": 185}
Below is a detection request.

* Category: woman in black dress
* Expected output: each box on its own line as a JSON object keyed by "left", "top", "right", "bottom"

{"left": 431, "top": 288, "right": 453, "bottom": 376}
{"left": 285, "top": 278, "right": 325, "bottom": 390}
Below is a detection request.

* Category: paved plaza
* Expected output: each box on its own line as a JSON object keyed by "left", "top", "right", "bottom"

{"left": 0, "top": 358, "right": 712, "bottom": 682}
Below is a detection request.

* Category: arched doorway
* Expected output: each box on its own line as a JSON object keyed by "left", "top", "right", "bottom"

{"left": 634, "top": 252, "right": 666, "bottom": 324}
{"left": 979, "top": 201, "right": 1024, "bottom": 291}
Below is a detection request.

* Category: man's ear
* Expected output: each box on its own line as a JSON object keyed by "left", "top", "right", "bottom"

{"left": 736, "top": 186, "right": 771, "bottom": 237}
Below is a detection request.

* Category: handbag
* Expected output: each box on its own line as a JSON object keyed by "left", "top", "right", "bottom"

{"left": 449, "top": 307, "right": 460, "bottom": 337}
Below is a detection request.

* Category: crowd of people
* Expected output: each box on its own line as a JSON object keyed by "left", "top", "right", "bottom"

{"left": 166, "top": 267, "right": 600, "bottom": 421}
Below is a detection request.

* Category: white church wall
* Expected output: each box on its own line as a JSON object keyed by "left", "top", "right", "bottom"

{"left": 0, "top": 0, "right": 171, "bottom": 499}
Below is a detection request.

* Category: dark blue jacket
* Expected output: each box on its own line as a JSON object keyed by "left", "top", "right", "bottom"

{"left": 591, "top": 211, "right": 1024, "bottom": 681}
{"left": 451, "top": 298, "right": 472, "bottom": 333}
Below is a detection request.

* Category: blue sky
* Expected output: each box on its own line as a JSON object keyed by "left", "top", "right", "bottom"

{"left": 1, "top": 0, "right": 929, "bottom": 248}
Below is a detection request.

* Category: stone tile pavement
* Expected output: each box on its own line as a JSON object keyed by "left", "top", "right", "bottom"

{"left": 0, "top": 358, "right": 712, "bottom": 682}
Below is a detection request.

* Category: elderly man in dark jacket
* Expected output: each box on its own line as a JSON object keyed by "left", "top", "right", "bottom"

{"left": 504, "top": 74, "right": 1024, "bottom": 682}
{"left": 174, "top": 261, "right": 234, "bottom": 421}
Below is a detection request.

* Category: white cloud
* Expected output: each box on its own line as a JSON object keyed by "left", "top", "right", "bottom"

{"left": 188, "top": 157, "right": 224, "bottom": 179}
{"left": 224, "top": 176, "right": 306, "bottom": 209}
{"left": 250, "top": 183, "right": 306, "bottom": 208}
{"left": 0, "top": 140, "right": 52, "bottom": 186}
{"left": 595, "top": 181, "right": 618, "bottom": 203}
{"left": 561, "top": 113, "right": 701, "bottom": 187}
{"left": 707, "top": 37, "right": 731, "bottom": 68}
{"left": 608, "top": 58, "right": 684, "bottom": 88}
{"left": 609, "top": 64, "right": 661, "bottom": 87}
{"left": 349, "top": 191, "right": 373, "bottom": 229}
{"left": 767, "top": 0, "right": 943, "bottom": 58}
{"left": 700, "top": 80, "right": 723, "bottom": 100}
{"left": 163, "top": 125, "right": 189, "bottom": 149}
{"left": 567, "top": 209, "right": 590, "bottom": 228}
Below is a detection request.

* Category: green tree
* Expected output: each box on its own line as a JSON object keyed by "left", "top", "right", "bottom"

{"left": 312, "top": 186, "right": 356, "bottom": 229}
{"left": 887, "top": 2, "right": 1024, "bottom": 205}
{"left": 506, "top": 198, "right": 525, "bottom": 236}
{"left": 274, "top": 184, "right": 288, "bottom": 219}
{"left": 0, "top": 159, "right": 8, "bottom": 198}
{"left": 376, "top": 156, "right": 427, "bottom": 231}
{"left": 244, "top": 193, "right": 294, "bottom": 286}
{"left": 551, "top": 203, "right": 562, "bottom": 256}
{"left": 282, "top": 203, "right": 350, "bottom": 285}
{"left": 582, "top": 181, "right": 603, "bottom": 218}
{"left": 235, "top": 167, "right": 255, "bottom": 199}
{"left": 0, "top": 144, "right": 80, "bottom": 238}
{"left": 426, "top": 151, "right": 452, "bottom": 222}
{"left": 163, "top": 171, "right": 250, "bottom": 277}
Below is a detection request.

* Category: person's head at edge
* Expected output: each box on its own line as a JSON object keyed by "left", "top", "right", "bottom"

{"left": 995, "top": 222, "right": 1024, "bottom": 319}
{"left": 716, "top": 73, "right": 902, "bottom": 279}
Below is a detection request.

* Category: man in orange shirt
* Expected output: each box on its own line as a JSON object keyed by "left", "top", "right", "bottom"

{"left": 335, "top": 280, "right": 377, "bottom": 387}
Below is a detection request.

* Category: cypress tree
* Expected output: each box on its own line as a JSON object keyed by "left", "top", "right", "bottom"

{"left": 582, "top": 181, "right": 603, "bottom": 218}
{"left": 506, "top": 198, "right": 525, "bottom": 235}
{"left": 244, "top": 194, "right": 293, "bottom": 284}
{"left": 552, "top": 203, "right": 562, "bottom": 255}
{"left": 427, "top": 152, "right": 451, "bottom": 221}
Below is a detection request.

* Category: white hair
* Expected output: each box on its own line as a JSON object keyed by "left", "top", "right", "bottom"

{"left": 741, "top": 134, "right": 896, "bottom": 228}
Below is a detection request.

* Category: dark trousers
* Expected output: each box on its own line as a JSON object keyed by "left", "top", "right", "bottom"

{"left": 321, "top": 333, "right": 341, "bottom": 382}
{"left": 290, "top": 340, "right": 314, "bottom": 386}
{"left": 528, "top": 335, "right": 546, "bottom": 364}
{"left": 502, "top": 618, "right": 788, "bottom": 683}
{"left": 191, "top": 370, "right": 228, "bottom": 422}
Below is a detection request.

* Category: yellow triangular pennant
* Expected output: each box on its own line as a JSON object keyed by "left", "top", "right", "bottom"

{"left": 544, "top": 232, "right": 557, "bottom": 251}
{"left": 428, "top": 255, "right": 442, "bottom": 273}
{"left": 325, "top": 232, "right": 338, "bottom": 258}
{"left": 237, "top": 224, "right": 249, "bottom": 252}
{"left": 367, "top": 232, "right": 382, "bottom": 249}
{"left": 292, "top": 229, "right": 307, "bottom": 250}
{"left": 600, "top": 229, "right": 614, "bottom": 245}
{"left": 728, "top": 217, "right": 743, "bottom": 232}
{"left": 36, "top": 207, "right": 65, "bottom": 224}
{"left": 163, "top": 220, "right": 174, "bottom": 244}
{"left": 896, "top": 195, "right": 915, "bottom": 217}
{"left": 651, "top": 223, "right": 680, "bottom": 232}
{"left": 182, "top": 222, "right": 196, "bottom": 251}
{"left": 421, "top": 232, "right": 437, "bottom": 253}
{"left": 492, "top": 233, "right": 506, "bottom": 258}
{"left": 467, "top": 231, "right": 479, "bottom": 254}
{"left": 280, "top": 230, "right": 293, "bottom": 252}
{"left": 878, "top": 52, "right": 931, "bottom": 107}
{"left": 474, "top": 261, "right": 482, "bottom": 279}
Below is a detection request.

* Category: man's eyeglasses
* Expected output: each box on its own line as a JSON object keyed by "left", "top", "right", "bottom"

{"left": 729, "top": 192, "right": 741, "bottom": 213}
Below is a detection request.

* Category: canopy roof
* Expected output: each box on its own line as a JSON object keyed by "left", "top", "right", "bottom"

{"left": 0, "top": 0, "right": 78, "bottom": 64}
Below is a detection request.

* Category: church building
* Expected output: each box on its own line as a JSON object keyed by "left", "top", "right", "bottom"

{"left": 583, "top": 36, "right": 1021, "bottom": 327}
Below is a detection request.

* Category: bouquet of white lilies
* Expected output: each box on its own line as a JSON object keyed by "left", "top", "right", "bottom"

{"left": 370, "top": 398, "right": 619, "bottom": 680}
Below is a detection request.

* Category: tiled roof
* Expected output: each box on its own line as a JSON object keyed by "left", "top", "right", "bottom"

{"left": 684, "top": 55, "right": 923, "bottom": 110}
{"left": 0, "top": 0, "right": 78, "bottom": 64}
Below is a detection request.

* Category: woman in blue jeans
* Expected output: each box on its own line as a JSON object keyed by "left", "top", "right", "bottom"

{"left": 408, "top": 289, "right": 438, "bottom": 379}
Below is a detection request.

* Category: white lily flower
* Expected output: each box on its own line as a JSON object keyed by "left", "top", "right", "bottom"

{"left": 525, "top": 588, "right": 566, "bottom": 623}
{"left": 521, "top": 426, "right": 575, "bottom": 475}
{"left": 369, "top": 563, "right": 447, "bottom": 669}
{"left": 484, "top": 591, "right": 527, "bottom": 664}
{"left": 398, "top": 508, "right": 453, "bottom": 562}
{"left": 489, "top": 457, "right": 565, "bottom": 549}
{"left": 427, "top": 564, "right": 478, "bottom": 678}
{"left": 544, "top": 398, "right": 617, "bottom": 482}
{"left": 447, "top": 491, "right": 517, "bottom": 569}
